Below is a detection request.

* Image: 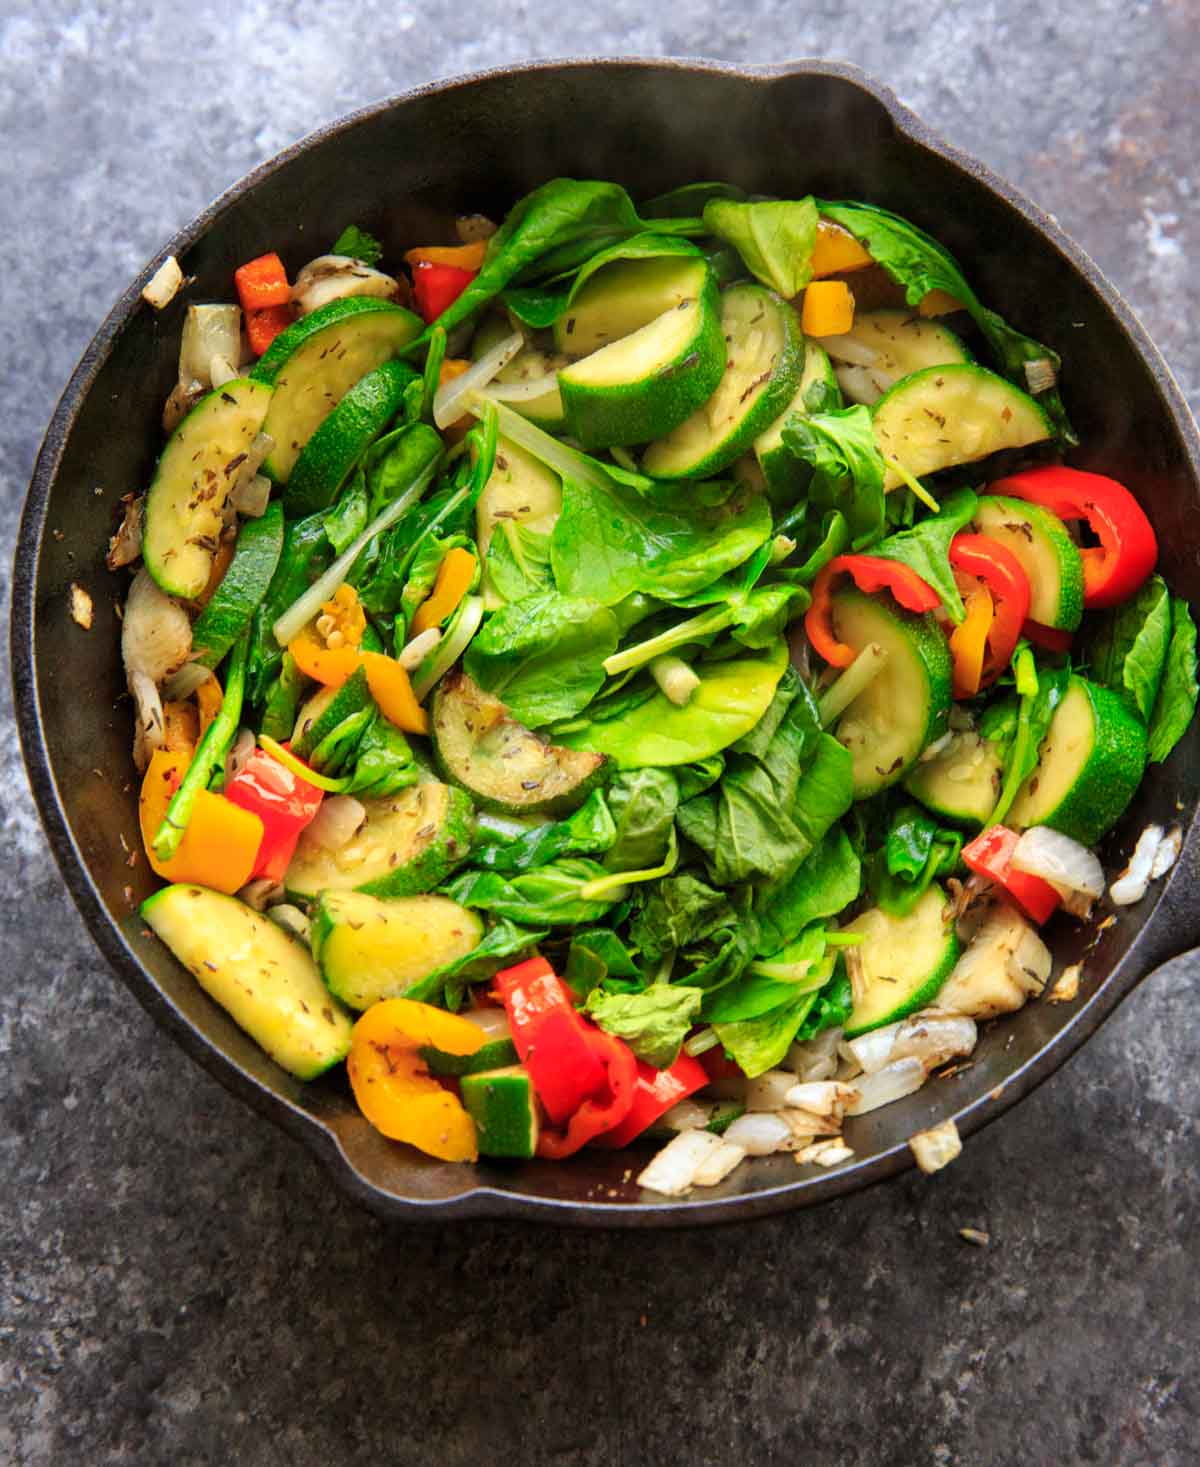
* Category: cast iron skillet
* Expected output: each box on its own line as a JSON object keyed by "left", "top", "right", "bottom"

{"left": 12, "top": 58, "right": 1200, "bottom": 1226}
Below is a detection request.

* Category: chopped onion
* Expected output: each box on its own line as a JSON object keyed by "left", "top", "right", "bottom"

{"left": 302, "top": 795, "right": 366, "bottom": 853}
{"left": 209, "top": 354, "right": 240, "bottom": 389}
{"left": 909, "top": 1118, "right": 962, "bottom": 1174}
{"left": 844, "top": 1057, "right": 926, "bottom": 1115}
{"left": 847, "top": 1024, "right": 903, "bottom": 1076}
{"left": 1151, "top": 825, "right": 1182, "bottom": 879}
{"left": 892, "top": 1013, "right": 977, "bottom": 1071}
{"left": 238, "top": 878, "right": 285, "bottom": 911}
{"left": 267, "top": 904, "right": 311, "bottom": 943}
{"left": 106, "top": 495, "right": 144, "bottom": 571}
{"left": 224, "top": 727, "right": 256, "bottom": 783}
{"left": 817, "top": 642, "right": 888, "bottom": 726}
{"left": 811, "top": 1143, "right": 855, "bottom": 1168}
{"left": 918, "top": 730, "right": 954, "bottom": 763}
{"left": 433, "top": 331, "right": 522, "bottom": 429}
{"left": 1011, "top": 825, "right": 1104, "bottom": 901}
{"left": 1047, "top": 962, "right": 1082, "bottom": 1004}
{"left": 785, "top": 1026, "right": 842, "bottom": 1081}
{"left": 1023, "top": 357, "right": 1058, "bottom": 394}
{"left": 143, "top": 255, "right": 183, "bottom": 309}
{"left": 163, "top": 660, "right": 213, "bottom": 701}
{"left": 782, "top": 1080, "right": 859, "bottom": 1133}
{"left": 292, "top": 255, "right": 400, "bottom": 316}
{"left": 1110, "top": 822, "right": 1177, "bottom": 906}
{"left": 691, "top": 1139, "right": 747, "bottom": 1187}
{"left": 486, "top": 373, "right": 560, "bottom": 403}
{"left": 122, "top": 567, "right": 192, "bottom": 683}
{"left": 638, "top": 1129, "right": 728, "bottom": 1196}
{"left": 273, "top": 457, "right": 439, "bottom": 647}
{"left": 128, "top": 668, "right": 165, "bottom": 771}
{"left": 411, "top": 596, "right": 483, "bottom": 701}
{"left": 744, "top": 1070, "right": 799, "bottom": 1113}
{"left": 834, "top": 363, "right": 894, "bottom": 406}
{"left": 397, "top": 627, "right": 441, "bottom": 671}
{"left": 813, "top": 332, "right": 879, "bottom": 368}
{"left": 723, "top": 1112, "right": 795, "bottom": 1155}
{"left": 660, "top": 1098, "right": 715, "bottom": 1133}
{"left": 464, "top": 1007, "right": 511, "bottom": 1041}
{"left": 179, "top": 304, "right": 242, "bottom": 390}
{"left": 163, "top": 379, "right": 204, "bottom": 434}
{"left": 231, "top": 472, "right": 272, "bottom": 519}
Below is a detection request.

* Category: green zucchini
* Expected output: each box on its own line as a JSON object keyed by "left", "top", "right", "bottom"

{"left": 973, "top": 494, "right": 1085, "bottom": 631}
{"left": 310, "top": 890, "right": 483, "bottom": 1010}
{"left": 291, "top": 666, "right": 374, "bottom": 762}
{"left": 843, "top": 885, "right": 961, "bottom": 1037}
{"left": 284, "top": 782, "right": 476, "bottom": 900}
{"left": 553, "top": 254, "right": 713, "bottom": 359}
{"left": 250, "top": 297, "right": 422, "bottom": 482}
{"left": 284, "top": 358, "right": 415, "bottom": 515}
{"left": 641, "top": 283, "right": 805, "bottom": 479}
{"left": 753, "top": 337, "right": 841, "bottom": 501}
{"left": 817, "top": 308, "right": 971, "bottom": 406}
{"left": 1008, "top": 674, "right": 1149, "bottom": 845}
{"left": 143, "top": 378, "right": 274, "bottom": 599}
{"left": 871, "top": 363, "right": 1053, "bottom": 491}
{"left": 476, "top": 439, "right": 562, "bottom": 561}
{"left": 421, "top": 1038, "right": 520, "bottom": 1077}
{"left": 189, "top": 502, "right": 285, "bottom": 669}
{"left": 432, "top": 670, "right": 608, "bottom": 815}
{"left": 473, "top": 315, "right": 567, "bottom": 429}
{"left": 459, "top": 1066, "right": 539, "bottom": 1159}
{"left": 141, "top": 883, "right": 352, "bottom": 1079}
{"left": 830, "top": 586, "right": 953, "bottom": 798}
{"left": 904, "top": 730, "right": 1003, "bottom": 827}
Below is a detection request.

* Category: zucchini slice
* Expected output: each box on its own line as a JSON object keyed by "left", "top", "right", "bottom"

{"left": 432, "top": 670, "right": 607, "bottom": 815}
{"left": 904, "top": 730, "right": 1003, "bottom": 827}
{"left": 473, "top": 315, "right": 567, "bottom": 429}
{"left": 460, "top": 1066, "right": 539, "bottom": 1158}
{"left": 251, "top": 297, "right": 422, "bottom": 482}
{"left": 476, "top": 438, "right": 563, "bottom": 562}
{"left": 553, "top": 255, "right": 713, "bottom": 359}
{"left": 843, "top": 885, "right": 961, "bottom": 1037}
{"left": 871, "top": 363, "right": 1053, "bottom": 491}
{"left": 291, "top": 666, "right": 374, "bottom": 762}
{"left": 310, "top": 891, "right": 483, "bottom": 1010}
{"left": 641, "top": 283, "right": 805, "bottom": 480}
{"left": 972, "top": 494, "right": 1084, "bottom": 631}
{"left": 284, "top": 357, "right": 415, "bottom": 515}
{"left": 189, "top": 502, "right": 285, "bottom": 669}
{"left": 816, "top": 308, "right": 971, "bottom": 406}
{"left": 558, "top": 273, "right": 725, "bottom": 448}
{"left": 1008, "top": 674, "right": 1148, "bottom": 845}
{"left": 753, "top": 337, "right": 841, "bottom": 501}
{"left": 143, "top": 378, "right": 274, "bottom": 599}
{"left": 284, "top": 781, "right": 476, "bottom": 899}
{"left": 830, "top": 586, "right": 953, "bottom": 799}
{"left": 141, "top": 883, "right": 353, "bottom": 1079}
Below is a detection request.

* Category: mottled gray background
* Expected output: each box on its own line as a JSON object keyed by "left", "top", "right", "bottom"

{"left": 2, "top": 3, "right": 1198, "bottom": 1464}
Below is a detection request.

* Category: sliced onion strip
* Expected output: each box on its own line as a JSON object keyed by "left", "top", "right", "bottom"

{"left": 433, "top": 332, "right": 523, "bottom": 429}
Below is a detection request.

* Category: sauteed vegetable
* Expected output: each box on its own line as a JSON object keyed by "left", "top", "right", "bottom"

{"left": 120, "top": 180, "right": 1196, "bottom": 1193}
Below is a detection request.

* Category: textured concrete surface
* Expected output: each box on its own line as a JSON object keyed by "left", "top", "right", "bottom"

{"left": 2, "top": 4, "right": 1198, "bottom": 1464}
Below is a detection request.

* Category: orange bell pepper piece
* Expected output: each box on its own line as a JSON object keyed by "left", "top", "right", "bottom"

{"left": 235, "top": 252, "right": 291, "bottom": 310}
{"left": 347, "top": 999, "right": 485, "bottom": 1161}
{"left": 288, "top": 625, "right": 362, "bottom": 687}
{"left": 138, "top": 750, "right": 263, "bottom": 892}
{"left": 810, "top": 220, "right": 874, "bottom": 278}
{"left": 246, "top": 304, "right": 295, "bottom": 356}
{"left": 801, "top": 280, "right": 856, "bottom": 336}
{"left": 361, "top": 651, "right": 429, "bottom": 734}
{"left": 403, "top": 241, "right": 488, "bottom": 271}
{"left": 195, "top": 673, "right": 223, "bottom": 737}
{"left": 162, "top": 700, "right": 199, "bottom": 755}
{"left": 410, "top": 547, "right": 477, "bottom": 639}
{"left": 949, "top": 583, "right": 995, "bottom": 699}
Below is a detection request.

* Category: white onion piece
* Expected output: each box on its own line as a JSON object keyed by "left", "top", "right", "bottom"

{"left": 659, "top": 1098, "right": 715, "bottom": 1133}
{"left": 485, "top": 372, "right": 560, "bottom": 404}
{"left": 1152, "top": 825, "right": 1182, "bottom": 879}
{"left": 209, "top": 354, "right": 239, "bottom": 389}
{"left": 231, "top": 473, "right": 271, "bottom": 519}
{"left": 745, "top": 1070, "right": 799, "bottom": 1113}
{"left": 397, "top": 627, "right": 441, "bottom": 671}
{"left": 267, "top": 904, "right": 311, "bottom": 943}
{"left": 785, "top": 1027, "right": 842, "bottom": 1080}
{"left": 122, "top": 567, "right": 192, "bottom": 683}
{"left": 892, "top": 1013, "right": 977, "bottom": 1071}
{"left": 464, "top": 1007, "right": 511, "bottom": 1041}
{"left": 1011, "top": 826, "right": 1104, "bottom": 899}
{"left": 847, "top": 1024, "right": 903, "bottom": 1075}
{"left": 163, "top": 660, "right": 213, "bottom": 701}
{"left": 834, "top": 363, "right": 893, "bottom": 406}
{"left": 411, "top": 596, "right": 483, "bottom": 701}
{"left": 143, "top": 256, "right": 183, "bottom": 309}
{"left": 909, "top": 1118, "right": 962, "bottom": 1174}
{"left": 238, "top": 877, "right": 285, "bottom": 911}
{"left": 813, "top": 332, "right": 878, "bottom": 367}
{"left": 433, "top": 332, "right": 522, "bottom": 429}
{"left": 638, "top": 1130, "right": 727, "bottom": 1197}
{"left": 303, "top": 795, "right": 366, "bottom": 853}
{"left": 292, "top": 255, "right": 399, "bottom": 316}
{"left": 128, "top": 668, "right": 165, "bottom": 771}
{"left": 844, "top": 1057, "right": 926, "bottom": 1115}
{"left": 224, "top": 727, "right": 256, "bottom": 783}
{"left": 723, "top": 1112, "right": 795, "bottom": 1155}
{"left": 919, "top": 731, "right": 954, "bottom": 763}
{"left": 691, "top": 1139, "right": 747, "bottom": 1187}
{"left": 179, "top": 304, "right": 242, "bottom": 390}
{"left": 782, "top": 1081, "right": 859, "bottom": 1133}
{"left": 1110, "top": 823, "right": 1166, "bottom": 905}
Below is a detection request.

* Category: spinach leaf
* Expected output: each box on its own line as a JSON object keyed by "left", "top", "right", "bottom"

{"left": 341, "top": 717, "right": 419, "bottom": 799}
{"left": 871, "top": 488, "right": 978, "bottom": 621}
{"left": 886, "top": 804, "right": 938, "bottom": 881}
{"left": 987, "top": 654, "right": 1070, "bottom": 825}
{"left": 780, "top": 405, "right": 886, "bottom": 550}
{"left": 789, "top": 734, "right": 855, "bottom": 847}
{"left": 331, "top": 224, "right": 383, "bottom": 266}
{"left": 398, "top": 532, "right": 472, "bottom": 638}
{"left": 1087, "top": 574, "right": 1172, "bottom": 723}
{"left": 603, "top": 768, "right": 679, "bottom": 871}
{"left": 641, "top": 181, "right": 747, "bottom": 217}
{"left": 703, "top": 929, "right": 831, "bottom": 1024}
{"left": 551, "top": 474, "right": 771, "bottom": 607}
{"left": 364, "top": 420, "right": 442, "bottom": 519}
{"left": 404, "top": 917, "right": 548, "bottom": 1009}
{"left": 703, "top": 197, "right": 818, "bottom": 298}
{"left": 471, "top": 789, "right": 616, "bottom": 874}
{"left": 794, "top": 966, "right": 853, "bottom": 1042}
{"left": 505, "top": 233, "right": 704, "bottom": 330}
{"left": 463, "top": 590, "right": 619, "bottom": 726}
{"left": 755, "top": 825, "right": 862, "bottom": 956}
{"left": 817, "top": 199, "right": 1073, "bottom": 441}
{"left": 712, "top": 985, "right": 824, "bottom": 1078}
{"left": 1149, "top": 596, "right": 1199, "bottom": 763}
{"left": 675, "top": 756, "right": 725, "bottom": 802}
{"left": 485, "top": 522, "right": 555, "bottom": 604}
{"left": 323, "top": 468, "right": 369, "bottom": 555}
{"left": 563, "top": 928, "right": 642, "bottom": 1000}
{"left": 584, "top": 985, "right": 704, "bottom": 1068}
{"left": 443, "top": 858, "right": 626, "bottom": 928}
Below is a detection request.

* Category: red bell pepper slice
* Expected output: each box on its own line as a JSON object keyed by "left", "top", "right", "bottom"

{"left": 536, "top": 1026, "right": 638, "bottom": 1159}
{"left": 591, "top": 1052, "right": 709, "bottom": 1149}
{"left": 988, "top": 466, "right": 1157, "bottom": 609}
{"left": 411, "top": 261, "right": 478, "bottom": 324}
{"left": 962, "top": 825, "right": 1061, "bottom": 925}
{"left": 234, "top": 252, "right": 291, "bottom": 310}
{"left": 223, "top": 748, "right": 324, "bottom": 881}
{"left": 492, "top": 958, "right": 607, "bottom": 1126}
{"left": 805, "top": 554, "right": 941, "bottom": 668}
{"left": 1022, "top": 619, "right": 1074, "bottom": 654}
{"left": 948, "top": 533, "right": 1031, "bottom": 689}
{"left": 246, "top": 304, "right": 295, "bottom": 356}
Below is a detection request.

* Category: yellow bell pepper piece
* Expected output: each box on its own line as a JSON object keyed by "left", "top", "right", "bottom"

{"left": 403, "top": 241, "right": 488, "bottom": 270}
{"left": 361, "top": 651, "right": 429, "bottom": 735}
{"left": 316, "top": 583, "right": 366, "bottom": 650}
{"left": 800, "top": 280, "right": 856, "bottom": 337}
{"left": 195, "top": 673, "right": 223, "bottom": 738}
{"left": 289, "top": 625, "right": 362, "bottom": 687}
{"left": 949, "top": 584, "right": 995, "bottom": 699}
{"left": 138, "top": 749, "right": 263, "bottom": 891}
{"left": 810, "top": 220, "right": 874, "bottom": 278}
{"left": 162, "top": 700, "right": 199, "bottom": 755}
{"left": 410, "top": 547, "right": 478, "bottom": 639}
{"left": 347, "top": 998, "right": 486, "bottom": 1161}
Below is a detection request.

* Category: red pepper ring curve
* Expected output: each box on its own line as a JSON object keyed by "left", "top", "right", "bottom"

{"left": 591, "top": 1051, "right": 709, "bottom": 1150}
{"left": 805, "top": 554, "right": 941, "bottom": 668}
{"left": 537, "top": 1027, "right": 638, "bottom": 1159}
{"left": 948, "top": 532, "right": 1032, "bottom": 689}
{"left": 988, "top": 465, "right": 1158, "bottom": 609}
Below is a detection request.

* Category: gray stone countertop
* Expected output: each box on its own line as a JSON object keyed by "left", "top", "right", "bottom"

{"left": 2, "top": 5, "right": 1197, "bottom": 1464}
